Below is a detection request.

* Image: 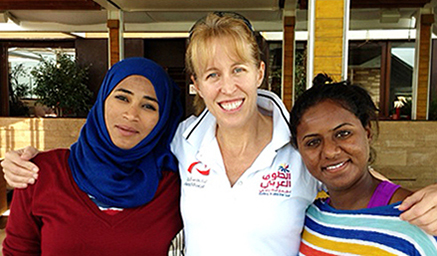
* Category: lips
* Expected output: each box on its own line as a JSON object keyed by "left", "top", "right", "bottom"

{"left": 218, "top": 99, "right": 244, "bottom": 111}
{"left": 323, "top": 160, "right": 349, "bottom": 172}
{"left": 115, "top": 125, "right": 139, "bottom": 136}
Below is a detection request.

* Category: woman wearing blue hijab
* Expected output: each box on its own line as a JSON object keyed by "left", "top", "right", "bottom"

{"left": 3, "top": 57, "right": 183, "bottom": 256}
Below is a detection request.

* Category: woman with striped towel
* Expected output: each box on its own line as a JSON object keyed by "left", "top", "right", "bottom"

{"left": 290, "top": 73, "right": 437, "bottom": 255}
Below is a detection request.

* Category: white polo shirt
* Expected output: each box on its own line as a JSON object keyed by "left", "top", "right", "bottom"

{"left": 171, "top": 90, "right": 318, "bottom": 256}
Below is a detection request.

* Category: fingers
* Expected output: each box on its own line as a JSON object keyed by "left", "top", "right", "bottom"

{"left": 398, "top": 189, "right": 425, "bottom": 212}
{"left": 401, "top": 206, "right": 437, "bottom": 236}
{"left": 399, "top": 184, "right": 437, "bottom": 236}
{"left": 1, "top": 149, "right": 39, "bottom": 189}
{"left": 3, "top": 173, "right": 34, "bottom": 189}
{"left": 21, "top": 146, "right": 40, "bottom": 162}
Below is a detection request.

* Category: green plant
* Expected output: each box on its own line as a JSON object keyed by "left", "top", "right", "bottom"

{"left": 31, "top": 52, "right": 92, "bottom": 117}
{"left": 295, "top": 49, "right": 307, "bottom": 100}
{"left": 267, "top": 48, "right": 307, "bottom": 101}
{"left": 9, "top": 64, "right": 30, "bottom": 116}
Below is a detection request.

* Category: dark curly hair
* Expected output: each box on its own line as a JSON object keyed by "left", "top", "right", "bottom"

{"left": 289, "top": 73, "right": 380, "bottom": 163}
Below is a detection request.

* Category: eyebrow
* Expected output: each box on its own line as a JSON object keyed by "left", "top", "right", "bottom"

{"left": 115, "top": 88, "right": 159, "bottom": 103}
{"left": 300, "top": 123, "right": 353, "bottom": 141}
{"left": 332, "top": 123, "right": 353, "bottom": 131}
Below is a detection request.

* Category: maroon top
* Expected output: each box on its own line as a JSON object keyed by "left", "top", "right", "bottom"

{"left": 3, "top": 149, "right": 182, "bottom": 256}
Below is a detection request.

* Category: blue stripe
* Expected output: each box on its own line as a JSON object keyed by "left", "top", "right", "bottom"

{"left": 314, "top": 200, "right": 403, "bottom": 217}
{"left": 305, "top": 216, "right": 420, "bottom": 255}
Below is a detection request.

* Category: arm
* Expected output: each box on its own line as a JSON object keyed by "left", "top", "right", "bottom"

{"left": 399, "top": 184, "right": 437, "bottom": 236}
{"left": 3, "top": 177, "right": 42, "bottom": 255}
{"left": 1, "top": 146, "right": 40, "bottom": 188}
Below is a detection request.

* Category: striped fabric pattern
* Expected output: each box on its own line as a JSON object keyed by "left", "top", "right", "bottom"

{"left": 299, "top": 200, "right": 437, "bottom": 256}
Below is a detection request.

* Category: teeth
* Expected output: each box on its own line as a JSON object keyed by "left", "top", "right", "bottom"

{"left": 326, "top": 161, "right": 346, "bottom": 170}
{"left": 220, "top": 100, "right": 242, "bottom": 111}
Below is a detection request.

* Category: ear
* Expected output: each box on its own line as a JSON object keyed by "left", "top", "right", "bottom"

{"left": 257, "top": 61, "right": 266, "bottom": 88}
{"left": 365, "top": 124, "right": 373, "bottom": 143}
{"left": 191, "top": 75, "right": 204, "bottom": 98}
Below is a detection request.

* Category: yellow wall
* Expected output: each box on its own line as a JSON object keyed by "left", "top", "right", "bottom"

{"left": 313, "top": 0, "right": 345, "bottom": 81}
{"left": 0, "top": 117, "right": 85, "bottom": 157}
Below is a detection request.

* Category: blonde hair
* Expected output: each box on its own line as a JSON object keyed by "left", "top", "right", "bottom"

{"left": 186, "top": 12, "right": 262, "bottom": 79}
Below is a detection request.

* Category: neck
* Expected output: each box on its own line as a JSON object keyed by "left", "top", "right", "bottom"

{"left": 216, "top": 111, "right": 271, "bottom": 152}
{"left": 216, "top": 110, "right": 273, "bottom": 186}
{"left": 327, "top": 172, "right": 381, "bottom": 210}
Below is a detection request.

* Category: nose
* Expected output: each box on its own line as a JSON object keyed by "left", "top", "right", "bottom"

{"left": 219, "top": 74, "right": 237, "bottom": 94}
{"left": 123, "top": 104, "right": 139, "bottom": 121}
{"left": 322, "top": 139, "right": 341, "bottom": 159}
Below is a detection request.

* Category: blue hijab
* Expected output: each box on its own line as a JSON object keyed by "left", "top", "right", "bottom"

{"left": 68, "top": 57, "right": 182, "bottom": 208}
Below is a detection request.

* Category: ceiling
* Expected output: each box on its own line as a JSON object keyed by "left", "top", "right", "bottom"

{"left": 0, "top": 0, "right": 435, "bottom": 36}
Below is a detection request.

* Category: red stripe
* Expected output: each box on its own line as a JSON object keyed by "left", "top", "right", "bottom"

{"left": 102, "top": 209, "right": 122, "bottom": 216}
{"left": 299, "top": 241, "right": 337, "bottom": 256}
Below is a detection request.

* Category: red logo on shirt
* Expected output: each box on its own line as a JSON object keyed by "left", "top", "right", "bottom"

{"left": 259, "top": 163, "right": 292, "bottom": 197}
{"left": 187, "top": 161, "right": 210, "bottom": 176}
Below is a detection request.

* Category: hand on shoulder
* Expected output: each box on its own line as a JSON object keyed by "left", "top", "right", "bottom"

{"left": 1, "top": 146, "right": 40, "bottom": 188}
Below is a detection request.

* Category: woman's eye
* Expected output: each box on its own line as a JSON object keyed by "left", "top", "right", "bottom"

{"left": 206, "top": 73, "right": 218, "bottom": 79}
{"left": 336, "top": 130, "right": 351, "bottom": 138}
{"left": 142, "top": 103, "right": 157, "bottom": 111}
{"left": 115, "top": 95, "right": 128, "bottom": 102}
{"left": 234, "top": 67, "right": 243, "bottom": 73}
{"left": 305, "top": 139, "right": 320, "bottom": 148}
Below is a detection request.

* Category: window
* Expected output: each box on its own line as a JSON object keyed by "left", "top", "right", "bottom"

{"left": 389, "top": 42, "right": 414, "bottom": 119}
{"left": 348, "top": 40, "right": 415, "bottom": 120}
{"left": 9, "top": 48, "right": 75, "bottom": 99}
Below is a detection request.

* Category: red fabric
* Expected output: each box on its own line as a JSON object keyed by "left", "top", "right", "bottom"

{"left": 3, "top": 149, "right": 182, "bottom": 256}
{"left": 299, "top": 241, "right": 337, "bottom": 256}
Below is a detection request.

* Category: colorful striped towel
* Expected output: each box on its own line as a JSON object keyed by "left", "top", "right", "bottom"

{"left": 299, "top": 200, "right": 437, "bottom": 255}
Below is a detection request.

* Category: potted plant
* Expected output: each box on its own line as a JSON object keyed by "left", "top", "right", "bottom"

{"left": 9, "top": 63, "right": 30, "bottom": 116}
{"left": 31, "top": 52, "right": 92, "bottom": 117}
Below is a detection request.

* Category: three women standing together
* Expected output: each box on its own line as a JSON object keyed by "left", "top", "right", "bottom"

{"left": 2, "top": 12, "right": 437, "bottom": 256}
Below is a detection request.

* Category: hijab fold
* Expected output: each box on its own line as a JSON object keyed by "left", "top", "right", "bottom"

{"left": 68, "top": 57, "right": 182, "bottom": 208}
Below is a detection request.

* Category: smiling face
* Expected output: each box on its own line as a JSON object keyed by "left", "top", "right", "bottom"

{"left": 104, "top": 75, "right": 159, "bottom": 150}
{"left": 296, "top": 100, "right": 372, "bottom": 192}
{"left": 192, "top": 37, "right": 264, "bottom": 129}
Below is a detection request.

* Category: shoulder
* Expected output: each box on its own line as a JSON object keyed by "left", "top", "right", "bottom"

{"left": 14, "top": 149, "right": 70, "bottom": 198}
{"left": 160, "top": 170, "right": 181, "bottom": 187}
{"left": 172, "top": 114, "right": 202, "bottom": 145}
{"left": 153, "top": 171, "right": 181, "bottom": 206}
{"left": 171, "top": 115, "right": 196, "bottom": 154}
{"left": 257, "top": 90, "right": 290, "bottom": 121}
{"left": 33, "top": 148, "right": 70, "bottom": 163}
{"left": 175, "top": 116, "right": 194, "bottom": 133}
{"left": 32, "top": 148, "right": 70, "bottom": 180}
{"left": 390, "top": 187, "right": 413, "bottom": 204}
{"left": 171, "top": 110, "right": 214, "bottom": 154}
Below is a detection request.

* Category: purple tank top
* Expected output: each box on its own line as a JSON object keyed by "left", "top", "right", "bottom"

{"left": 367, "top": 180, "right": 401, "bottom": 208}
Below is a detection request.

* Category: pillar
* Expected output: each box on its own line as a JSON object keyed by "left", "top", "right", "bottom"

{"left": 413, "top": 12, "right": 434, "bottom": 120}
{"left": 282, "top": 16, "right": 296, "bottom": 110}
{"left": 0, "top": 44, "right": 8, "bottom": 116}
{"left": 307, "top": 0, "right": 350, "bottom": 85}
{"left": 107, "top": 10, "right": 124, "bottom": 67}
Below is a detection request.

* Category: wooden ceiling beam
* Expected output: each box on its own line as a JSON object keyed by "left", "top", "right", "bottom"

{"left": 0, "top": 0, "right": 101, "bottom": 10}
{"left": 351, "top": 3, "right": 430, "bottom": 9}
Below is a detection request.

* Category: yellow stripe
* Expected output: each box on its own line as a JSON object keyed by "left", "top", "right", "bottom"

{"left": 302, "top": 229, "right": 398, "bottom": 256}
